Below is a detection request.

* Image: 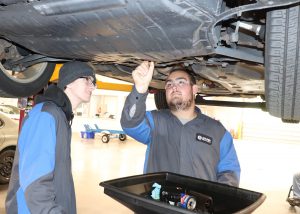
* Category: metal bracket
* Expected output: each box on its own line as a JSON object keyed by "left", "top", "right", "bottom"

{"left": 3, "top": 54, "right": 67, "bottom": 72}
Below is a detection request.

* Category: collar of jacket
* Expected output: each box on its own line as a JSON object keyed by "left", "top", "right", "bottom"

{"left": 35, "top": 84, "right": 74, "bottom": 122}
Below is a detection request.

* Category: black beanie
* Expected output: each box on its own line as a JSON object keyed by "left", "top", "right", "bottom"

{"left": 57, "top": 61, "right": 96, "bottom": 90}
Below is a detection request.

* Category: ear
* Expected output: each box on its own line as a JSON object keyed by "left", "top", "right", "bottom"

{"left": 192, "top": 84, "right": 198, "bottom": 95}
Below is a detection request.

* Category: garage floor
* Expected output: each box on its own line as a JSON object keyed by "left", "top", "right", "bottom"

{"left": 1, "top": 133, "right": 300, "bottom": 213}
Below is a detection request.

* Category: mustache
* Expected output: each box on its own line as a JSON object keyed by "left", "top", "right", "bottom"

{"left": 171, "top": 91, "right": 182, "bottom": 96}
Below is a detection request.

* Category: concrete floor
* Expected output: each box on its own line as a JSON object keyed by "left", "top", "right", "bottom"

{"left": 1, "top": 133, "right": 300, "bottom": 213}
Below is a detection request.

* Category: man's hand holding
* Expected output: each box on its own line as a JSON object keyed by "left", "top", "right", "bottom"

{"left": 132, "top": 61, "right": 154, "bottom": 93}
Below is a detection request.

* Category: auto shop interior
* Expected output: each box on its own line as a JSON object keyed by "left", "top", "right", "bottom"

{"left": 1, "top": 73, "right": 300, "bottom": 214}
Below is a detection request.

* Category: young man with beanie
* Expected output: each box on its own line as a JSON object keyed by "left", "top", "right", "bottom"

{"left": 6, "top": 61, "right": 96, "bottom": 213}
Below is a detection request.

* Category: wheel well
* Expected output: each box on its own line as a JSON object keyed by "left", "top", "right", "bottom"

{"left": 1, "top": 145, "right": 16, "bottom": 153}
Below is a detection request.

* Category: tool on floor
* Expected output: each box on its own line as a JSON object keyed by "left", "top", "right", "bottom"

{"left": 82, "top": 124, "right": 127, "bottom": 143}
{"left": 287, "top": 185, "right": 300, "bottom": 207}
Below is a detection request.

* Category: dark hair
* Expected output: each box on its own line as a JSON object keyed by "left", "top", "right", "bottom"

{"left": 168, "top": 68, "right": 196, "bottom": 85}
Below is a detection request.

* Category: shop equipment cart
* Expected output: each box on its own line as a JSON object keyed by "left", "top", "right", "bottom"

{"left": 83, "top": 124, "right": 127, "bottom": 143}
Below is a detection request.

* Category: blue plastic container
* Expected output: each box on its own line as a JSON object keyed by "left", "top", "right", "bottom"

{"left": 80, "top": 131, "right": 95, "bottom": 139}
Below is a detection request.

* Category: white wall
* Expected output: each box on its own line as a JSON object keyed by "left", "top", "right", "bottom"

{"left": 199, "top": 103, "right": 300, "bottom": 143}
{"left": 0, "top": 98, "right": 18, "bottom": 106}
{"left": 241, "top": 108, "right": 300, "bottom": 144}
{"left": 72, "top": 89, "right": 156, "bottom": 133}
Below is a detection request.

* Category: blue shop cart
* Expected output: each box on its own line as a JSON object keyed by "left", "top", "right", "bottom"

{"left": 83, "top": 124, "right": 127, "bottom": 143}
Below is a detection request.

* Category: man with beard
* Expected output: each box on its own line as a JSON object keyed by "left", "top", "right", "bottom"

{"left": 121, "top": 61, "right": 240, "bottom": 186}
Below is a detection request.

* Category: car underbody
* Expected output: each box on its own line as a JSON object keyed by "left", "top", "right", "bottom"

{"left": 0, "top": 0, "right": 300, "bottom": 122}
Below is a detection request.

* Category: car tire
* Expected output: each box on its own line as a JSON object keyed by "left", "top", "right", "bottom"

{"left": 265, "top": 5, "right": 300, "bottom": 122}
{"left": 0, "top": 147, "right": 15, "bottom": 184}
{"left": 101, "top": 134, "right": 110, "bottom": 143}
{"left": 0, "top": 62, "right": 55, "bottom": 97}
{"left": 281, "top": 118, "right": 299, "bottom": 124}
{"left": 119, "top": 134, "right": 127, "bottom": 141}
{"left": 154, "top": 90, "right": 169, "bottom": 110}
